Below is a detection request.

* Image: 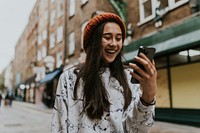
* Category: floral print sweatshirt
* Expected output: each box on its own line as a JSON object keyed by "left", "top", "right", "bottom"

{"left": 51, "top": 67, "right": 155, "bottom": 133}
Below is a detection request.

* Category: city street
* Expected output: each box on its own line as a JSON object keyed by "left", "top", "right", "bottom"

{"left": 0, "top": 100, "right": 200, "bottom": 133}
{"left": 0, "top": 100, "right": 52, "bottom": 133}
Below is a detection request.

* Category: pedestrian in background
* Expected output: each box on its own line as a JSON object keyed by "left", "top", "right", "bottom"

{"left": 0, "top": 93, "right": 2, "bottom": 108}
{"left": 51, "top": 12, "right": 157, "bottom": 133}
{"left": 9, "top": 94, "right": 14, "bottom": 107}
{"left": 4, "top": 94, "right": 9, "bottom": 107}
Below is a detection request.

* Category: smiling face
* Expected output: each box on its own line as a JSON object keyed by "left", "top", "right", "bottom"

{"left": 101, "top": 22, "right": 123, "bottom": 64}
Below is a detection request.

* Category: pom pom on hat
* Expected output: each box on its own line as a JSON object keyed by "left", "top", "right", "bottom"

{"left": 83, "top": 12, "right": 126, "bottom": 51}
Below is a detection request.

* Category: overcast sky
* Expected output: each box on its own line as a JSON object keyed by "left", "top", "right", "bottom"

{"left": 0, "top": 0, "right": 36, "bottom": 73}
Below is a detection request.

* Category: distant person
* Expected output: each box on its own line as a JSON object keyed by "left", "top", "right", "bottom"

{"left": 9, "top": 94, "right": 14, "bottom": 107}
{"left": 4, "top": 94, "right": 9, "bottom": 107}
{"left": 0, "top": 93, "right": 2, "bottom": 108}
{"left": 51, "top": 12, "right": 157, "bottom": 132}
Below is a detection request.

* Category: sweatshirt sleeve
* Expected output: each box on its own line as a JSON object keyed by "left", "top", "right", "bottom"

{"left": 51, "top": 73, "right": 68, "bottom": 133}
{"left": 124, "top": 85, "right": 155, "bottom": 133}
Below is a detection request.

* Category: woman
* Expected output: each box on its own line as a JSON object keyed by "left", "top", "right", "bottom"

{"left": 51, "top": 12, "right": 157, "bottom": 133}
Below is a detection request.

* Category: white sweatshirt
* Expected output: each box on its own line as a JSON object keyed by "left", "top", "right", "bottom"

{"left": 51, "top": 67, "right": 155, "bottom": 133}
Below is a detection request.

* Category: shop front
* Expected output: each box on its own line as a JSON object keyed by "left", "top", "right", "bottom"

{"left": 36, "top": 68, "right": 62, "bottom": 108}
{"left": 123, "top": 15, "right": 200, "bottom": 127}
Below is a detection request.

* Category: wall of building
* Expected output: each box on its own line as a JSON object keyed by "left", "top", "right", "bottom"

{"left": 171, "top": 62, "right": 200, "bottom": 109}
{"left": 156, "top": 68, "right": 170, "bottom": 108}
{"left": 8, "top": 0, "right": 200, "bottom": 126}
{"left": 125, "top": 0, "right": 192, "bottom": 40}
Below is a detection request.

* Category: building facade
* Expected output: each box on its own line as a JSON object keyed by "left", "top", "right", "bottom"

{"left": 123, "top": 0, "right": 200, "bottom": 127}
{"left": 10, "top": 0, "right": 200, "bottom": 126}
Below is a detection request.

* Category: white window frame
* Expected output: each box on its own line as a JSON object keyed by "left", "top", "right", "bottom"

{"left": 51, "top": 0, "right": 55, "bottom": 4}
{"left": 42, "top": 30, "right": 47, "bottom": 40}
{"left": 50, "top": 10, "right": 55, "bottom": 26}
{"left": 44, "top": 10, "right": 48, "bottom": 21}
{"left": 56, "top": 52, "right": 63, "bottom": 68}
{"left": 38, "top": 35, "right": 42, "bottom": 45}
{"left": 168, "top": 0, "right": 189, "bottom": 9}
{"left": 57, "top": 26, "right": 63, "bottom": 43}
{"left": 137, "top": 0, "right": 189, "bottom": 26}
{"left": 137, "top": 0, "right": 157, "bottom": 26}
{"left": 57, "top": 0, "right": 63, "bottom": 18}
{"left": 37, "top": 50, "right": 42, "bottom": 61}
{"left": 50, "top": 33, "right": 55, "bottom": 48}
{"left": 42, "top": 45, "right": 47, "bottom": 58}
{"left": 69, "top": 32, "right": 75, "bottom": 55}
{"left": 69, "top": 0, "right": 75, "bottom": 17}
{"left": 82, "top": 0, "right": 88, "bottom": 5}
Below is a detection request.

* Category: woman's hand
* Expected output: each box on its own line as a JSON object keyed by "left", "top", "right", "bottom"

{"left": 129, "top": 53, "right": 157, "bottom": 103}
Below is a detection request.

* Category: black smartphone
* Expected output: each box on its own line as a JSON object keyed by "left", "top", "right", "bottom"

{"left": 131, "top": 46, "right": 156, "bottom": 83}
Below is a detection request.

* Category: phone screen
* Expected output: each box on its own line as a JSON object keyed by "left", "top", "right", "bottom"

{"left": 131, "top": 46, "right": 156, "bottom": 83}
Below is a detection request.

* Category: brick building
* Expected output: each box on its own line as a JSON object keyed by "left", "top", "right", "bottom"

{"left": 123, "top": 0, "right": 200, "bottom": 127}
{"left": 11, "top": 0, "right": 200, "bottom": 126}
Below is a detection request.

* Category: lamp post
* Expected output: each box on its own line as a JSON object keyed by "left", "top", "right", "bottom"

{"left": 19, "top": 84, "right": 26, "bottom": 101}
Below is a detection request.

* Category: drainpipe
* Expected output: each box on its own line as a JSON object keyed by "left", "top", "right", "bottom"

{"left": 63, "top": 0, "right": 68, "bottom": 65}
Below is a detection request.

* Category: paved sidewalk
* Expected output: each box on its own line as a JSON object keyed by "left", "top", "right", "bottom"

{"left": 149, "top": 121, "right": 200, "bottom": 133}
{"left": 0, "top": 100, "right": 52, "bottom": 133}
{"left": 1, "top": 100, "right": 200, "bottom": 133}
{"left": 12, "top": 100, "right": 53, "bottom": 114}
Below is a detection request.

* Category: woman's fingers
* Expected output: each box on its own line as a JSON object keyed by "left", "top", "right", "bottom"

{"left": 135, "top": 53, "right": 155, "bottom": 76}
{"left": 129, "top": 53, "right": 156, "bottom": 82}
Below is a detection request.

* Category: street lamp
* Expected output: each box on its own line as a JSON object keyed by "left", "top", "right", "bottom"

{"left": 20, "top": 84, "right": 26, "bottom": 90}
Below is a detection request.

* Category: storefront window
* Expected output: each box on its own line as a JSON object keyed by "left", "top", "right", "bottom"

{"left": 155, "top": 46, "right": 200, "bottom": 68}
{"left": 188, "top": 48, "right": 200, "bottom": 62}
{"left": 170, "top": 52, "right": 188, "bottom": 66}
{"left": 155, "top": 56, "right": 167, "bottom": 69}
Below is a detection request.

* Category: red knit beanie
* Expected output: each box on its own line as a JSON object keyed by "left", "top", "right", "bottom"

{"left": 83, "top": 12, "right": 126, "bottom": 51}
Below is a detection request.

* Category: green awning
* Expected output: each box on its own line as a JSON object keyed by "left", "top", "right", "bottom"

{"left": 123, "top": 14, "right": 200, "bottom": 62}
{"left": 123, "top": 29, "right": 200, "bottom": 61}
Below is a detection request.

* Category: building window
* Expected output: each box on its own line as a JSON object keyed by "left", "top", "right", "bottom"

{"left": 82, "top": 0, "right": 88, "bottom": 5}
{"left": 170, "top": 52, "right": 188, "bottom": 66}
{"left": 81, "top": 21, "right": 88, "bottom": 49}
{"left": 50, "top": 10, "right": 55, "bottom": 26}
{"left": 57, "top": 26, "right": 63, "bottom": 43}
{"left": 15, "top": 73, "right": 21, "bottom": 85}
{"left": 57, "top": 0, "right": 63, "bottom": 18}
{"left": 69, "top": 32, "right": 75, "bottom": 56}
{"left": 155, "top": 56, "right": 167, "bottom": 69}
{"left": 37, "top": 50, "right": 42, "bottom": 61}
{"left": 178, "top": 48, "right": 200, "bottom": 63}
{"left": 155, "top": 46, "right": 200, "bottom": 69}
{"left": 138, "top": 0, "right": 157, "bottom": 26}
{"left": 50, "top": 33, "right": 55, "bottom": 48}
{"left": 42, "top": 30, "right": 47, "bottom": 40}
{"left": 69, "top": 0, "right": 75, "bottom": 17}
{"left": 169, "top": 0, "right": 189, "bottom": 9}
{"left": 138, "top": 0, "right": 189, "bottom": 26}
{"left": 51, "top": 0, "right": 55, "bottom": 3}
{"left": 38, "top": 35, "right": 42, "bottom": 45}
{"left": 56, "top": 52, "right": 63, "bottom": 68}
{"left": 158, "top": 0, "right": 169, "bottom": 9}
{"left": 44, "top": 10, "right": 48, "bottom": 20}
{"left": 42, "top": 45, "right": 47, "bottom": 58}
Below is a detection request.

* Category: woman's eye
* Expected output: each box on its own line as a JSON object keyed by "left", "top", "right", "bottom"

{"left": 103, "top": 36, "right": 111, "bottom": 40}
{"left": 116, "top": 37, "right": 122, "bottom": 41}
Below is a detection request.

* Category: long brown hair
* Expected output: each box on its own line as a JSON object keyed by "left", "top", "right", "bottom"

{"left": 74, "top": 21, "right": 132, "bottom": 119}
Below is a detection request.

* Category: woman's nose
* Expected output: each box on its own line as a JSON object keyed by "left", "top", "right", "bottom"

{"left": 110, "top": 38, "right": 117, "bottom": 46}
